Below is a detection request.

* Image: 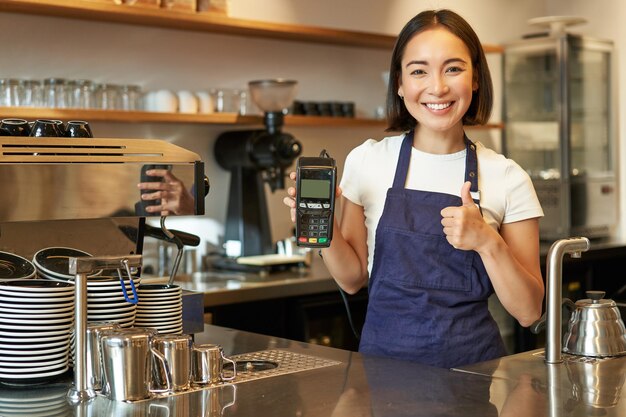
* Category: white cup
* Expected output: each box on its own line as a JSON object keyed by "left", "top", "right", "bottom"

{"left": 195, "top": 91, "right": 214, "bottom": 114}
{"left": 145, "top": 90, "right": 177, "bottom": 113}
{"left": 177, "top": 90, "right": 198, "bottom": 114}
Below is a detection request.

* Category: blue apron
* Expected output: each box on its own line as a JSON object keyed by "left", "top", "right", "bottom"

{"left": 359, "top": 131, "right": 506, "bottom": 368}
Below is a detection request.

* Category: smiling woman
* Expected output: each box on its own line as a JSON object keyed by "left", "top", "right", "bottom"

{"left": 283, "top": 9, "right": 545, "bottom": 369}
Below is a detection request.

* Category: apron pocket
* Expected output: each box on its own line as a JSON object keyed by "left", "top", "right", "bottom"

{"left": 379, "top": 226, "right": 473, "bottom": 292}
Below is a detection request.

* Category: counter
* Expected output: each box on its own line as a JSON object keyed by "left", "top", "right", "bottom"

{"left": 167, "top": 238, "right": 626, "bottom": 308}
{"left": 171, "top": 256, "right": 337, "bottom": 307}
{"left": 2, "top": 324, "right": 625, "bottom": 416}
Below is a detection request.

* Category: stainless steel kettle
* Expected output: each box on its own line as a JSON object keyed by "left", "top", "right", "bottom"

{"left": 563, "top": 291, "right": 626, "bottom": 357}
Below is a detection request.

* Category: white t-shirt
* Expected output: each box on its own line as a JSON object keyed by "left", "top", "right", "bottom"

{"left": 340, "top": 133, "right": 544, "bottom": 274}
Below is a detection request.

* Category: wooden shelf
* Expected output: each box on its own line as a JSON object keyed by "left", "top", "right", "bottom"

{"left": 0, "top": 106, "right": 383, "bottom": 127}
{"left": 0, "top": 0, "right": 504, "bottom": 52}
{"left": 0, "top": 106, "right": 503, "bottom": 130}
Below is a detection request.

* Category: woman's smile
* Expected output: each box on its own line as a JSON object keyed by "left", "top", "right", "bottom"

{"left": 424, "top": 101, "right": 454, "bottom": 111}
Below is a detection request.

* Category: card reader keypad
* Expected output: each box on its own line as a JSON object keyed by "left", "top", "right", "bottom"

{"left": 298, "top": 210, "right": 331, "bottom": 244}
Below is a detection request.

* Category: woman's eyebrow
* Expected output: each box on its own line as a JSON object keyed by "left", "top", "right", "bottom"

{"left": 405, "top": 57, "right": 468, "bottom": 68}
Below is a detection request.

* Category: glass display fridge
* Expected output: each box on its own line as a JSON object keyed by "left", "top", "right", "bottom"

{"left": 503, "top": 33, "right": 617, "bottom": 240}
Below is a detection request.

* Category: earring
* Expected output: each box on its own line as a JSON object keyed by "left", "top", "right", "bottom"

{"left": 399, "top": 94, "right": 404, "bottom": 100}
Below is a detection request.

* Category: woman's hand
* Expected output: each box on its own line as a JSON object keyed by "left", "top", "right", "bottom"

{"left": 282, "top": 171, "right": 298, "bottom": 223}
{"left": 440, "top": 181, "right": 499, "bottom": 254}
{"left": 137, "top": 169, "right": 195, "bottom": 216}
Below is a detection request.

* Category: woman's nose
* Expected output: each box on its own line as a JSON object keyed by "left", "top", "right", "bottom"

{"left": 430, "top": 75, "right": 449, "bottom": 96}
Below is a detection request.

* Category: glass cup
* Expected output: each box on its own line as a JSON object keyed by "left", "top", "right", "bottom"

{"left": 43, "top": 78, "right": 68, "bottom": 108}
{"left": 95, "top": 83, "right": 121, "bottom": 110}
{"left": 21, "top": 80, "right": 43, "bottom": 107}
{"left": 71, "top": 79, "right": 95, "bottom": 109}
{"left": 211, "top": 88, "right": 226, "bottom": 113}
{"left": 65, "top": 80, "right": 77, "bottom": 108}
{"left": 0, "top": 78, "right": 22, "bottom": 107}
{"left": 120, "top": 85, "right": 142, "bottom": 111}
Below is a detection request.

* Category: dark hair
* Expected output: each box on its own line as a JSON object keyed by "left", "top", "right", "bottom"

{"left": 386, "top": 9, "right": 493, "bottom": 132}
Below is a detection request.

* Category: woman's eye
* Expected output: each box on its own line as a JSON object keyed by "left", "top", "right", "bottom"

{"left": 446, "top": 66, "right": 464, "bottom": 73}
{"left": 410, "top": 69, "right": 426, "bottom": 76}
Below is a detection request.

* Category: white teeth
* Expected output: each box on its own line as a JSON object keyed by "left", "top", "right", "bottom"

{"left": 426, "top": 102, "right": 452, "bottom": 110}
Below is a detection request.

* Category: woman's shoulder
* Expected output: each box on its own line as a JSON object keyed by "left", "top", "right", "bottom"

{"left": 350, "top": 133, "right": 405, "bottom": 156}
{"left": 475, "top": 142, "right": 526, "bottom": 174}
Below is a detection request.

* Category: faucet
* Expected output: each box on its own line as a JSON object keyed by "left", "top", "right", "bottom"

{"left": 66, "top": 254, "right": 142, "bottom": 404}
{"left": 544, "top": 237, "right": 590, "bottom": 364}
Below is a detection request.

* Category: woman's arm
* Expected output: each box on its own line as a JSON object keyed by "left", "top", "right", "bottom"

{"left": 321, "top": 197, "right": 370, "bottom": 294}
{"left": 441, "top": 182, "right": 544, "bottom": 327}
{"left": 479, "top": 218, "right": 544, "bottom": 327}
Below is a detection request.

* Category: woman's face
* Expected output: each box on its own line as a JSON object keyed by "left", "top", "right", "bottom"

{"left": 397, "top": 26, "right": 477, "bottom": 134}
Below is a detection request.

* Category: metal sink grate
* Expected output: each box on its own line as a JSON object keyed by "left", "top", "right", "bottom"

{"left": 102, "top": 349, "right": 341, "bottom": 403}
{"left": 229, "top": 349, "right": 342, "bottom": 384}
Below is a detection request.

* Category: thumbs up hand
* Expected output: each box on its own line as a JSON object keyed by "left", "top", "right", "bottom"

{"left": 440, "top": 181, "right": 493, "bottom": 251}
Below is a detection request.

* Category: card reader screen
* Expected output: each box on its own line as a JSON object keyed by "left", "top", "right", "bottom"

{"left": 300, "top": 179, "right": 331, "bottom": 199}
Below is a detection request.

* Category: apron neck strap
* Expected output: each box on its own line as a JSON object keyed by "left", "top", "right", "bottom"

{"left": 463, "top": 135, "right": 481, "bottom": 206}
{"left": 392, "top": 131, "right": 482, "bottom": 206}
{"left": 392, "top": 131, "right": 415, "bottom": 189}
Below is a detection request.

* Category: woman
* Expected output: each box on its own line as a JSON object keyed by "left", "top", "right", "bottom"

{"left": 285, "top": 9, "right": 544, "bottom": 368}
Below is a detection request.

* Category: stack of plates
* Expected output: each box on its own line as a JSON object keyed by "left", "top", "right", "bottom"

{"left": 0, "top": 385, "right": 70, "bottom": 417}
{"left": 0, "top": 280, "right": 73, "bottom": 385}
{"left": 33, "top": 247, "right": 102, "bottom": 281}
{"left": 135, "top": 284, "right": 183, "bottom": 334}
{"left": 0, "top": 251, "right": 36, "bottom": 281}
{"left": 68, "top": 275, "right": 140, "bottom": 367}
{"left": 86, "top": 276, "right": 139, "bottom": 328}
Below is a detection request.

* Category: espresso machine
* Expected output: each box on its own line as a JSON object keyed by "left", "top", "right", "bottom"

{"left": 214, "top": 79, "right": 302, "bottom": 257}
{"left": 0, "top": 135, "right": 208, "bottom": 400}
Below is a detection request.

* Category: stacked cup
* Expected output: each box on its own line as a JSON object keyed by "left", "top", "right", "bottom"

{"left": 135, "top": 284, "right": 183, "bottom": 334}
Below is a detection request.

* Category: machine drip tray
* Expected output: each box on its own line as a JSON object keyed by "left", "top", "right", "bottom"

{"left": 226, "top": 349, "right": 341, "bottom": 384}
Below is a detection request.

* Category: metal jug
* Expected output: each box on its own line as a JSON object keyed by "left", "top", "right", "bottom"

{"left": 100, "top": 328, "right": 172, "bottom": 402}
{"left": 563, "top": 291, "right": 626, "bottom": 357}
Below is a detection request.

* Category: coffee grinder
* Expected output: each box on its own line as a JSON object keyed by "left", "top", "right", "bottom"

{"left": 214, "top": 79, "right": 302, "bottom": 257}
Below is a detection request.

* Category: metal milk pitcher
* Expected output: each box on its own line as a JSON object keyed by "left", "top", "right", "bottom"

{"left": 100, "top": 328, "right": 172, "bottom": 402}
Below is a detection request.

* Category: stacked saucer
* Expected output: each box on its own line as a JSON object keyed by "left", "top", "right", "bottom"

{"left": 0, "top": 280, "right": 73, "bottom": 385}
{"left": 33, "top": 247, "right": 102, "bottom": 282}
{"left": 135, "top": 284, "right": 183, "bottom": 334}
{"left": 87, "top": 276, "right": 140, "bottom": 328}
{"left": 0, "top": 251, "right": 36, "bottom": 282}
